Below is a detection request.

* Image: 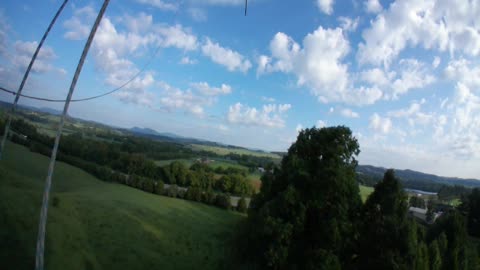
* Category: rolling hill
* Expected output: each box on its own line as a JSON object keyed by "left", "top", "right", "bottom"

{"left": 0, "top": 142, "right": 245, "bottom": 270}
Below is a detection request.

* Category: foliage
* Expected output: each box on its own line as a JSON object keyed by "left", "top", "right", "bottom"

{"left": 409, "top": 196, "right": 426, "bottom": 208}
{"left": 237, "top": 197, "right": 247, "bottom": 213}
{"left": 242, "top": 126, "right": 362, "bottom": 269}
{"left": 358, "top": 169, "right": 418, "bottom": 269}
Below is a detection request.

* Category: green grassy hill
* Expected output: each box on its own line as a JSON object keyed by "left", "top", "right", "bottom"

{"left": 0, "top": 143, "right": 245, "bottom": 270}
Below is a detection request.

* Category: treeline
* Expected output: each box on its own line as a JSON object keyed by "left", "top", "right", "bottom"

{"left": 237, "top": 127, "right": 480, "bottom": 269}
{"left": 3, "top": 119, "right": 253, "bottom": 212}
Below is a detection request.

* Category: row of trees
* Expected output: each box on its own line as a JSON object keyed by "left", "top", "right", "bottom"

{"left": 4, "top": 119, "right": 253, "bottom": 212}
{"left": 238, "top": 126, "right": 480, "bottom": 269}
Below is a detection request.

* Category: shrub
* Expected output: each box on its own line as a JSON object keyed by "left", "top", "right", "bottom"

{"left": 237, "top": 197, "right": 247, "bottom": 213}
{"left": 215, "top": 194, "right": 231, "bottom": 209}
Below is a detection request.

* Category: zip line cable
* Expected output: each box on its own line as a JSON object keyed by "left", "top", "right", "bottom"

{"left": 34, "top": 1, "right": 110, "bottom": 270}
{"left": 0, "top": 43, "right": 161, "bottom": 103}
{"left": 0, "top": 0, "right": 69, "bottom": 160}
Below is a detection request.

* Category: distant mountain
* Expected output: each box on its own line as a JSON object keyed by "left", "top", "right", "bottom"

{"left": 357, "top": 164, "right": 480, "bottom": 191}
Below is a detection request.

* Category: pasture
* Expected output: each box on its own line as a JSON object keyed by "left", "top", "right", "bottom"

{"left": 0, "top": 143, "right": 245, "bottom": 270}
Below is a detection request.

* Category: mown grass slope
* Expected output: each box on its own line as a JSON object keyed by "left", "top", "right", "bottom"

{"left": 0, "top": 142, "right": 245, "bottom": 270}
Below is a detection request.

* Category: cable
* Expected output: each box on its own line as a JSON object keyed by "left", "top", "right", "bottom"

{"left": 0, "top": 45, "right": 161, "bottom": 103}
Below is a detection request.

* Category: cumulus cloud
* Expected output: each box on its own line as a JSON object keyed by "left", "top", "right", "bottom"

{"left": 316, "top": 120, "right": 326, "bottom": 128}
{"left": 12, "top": 41, "right": 58, "bottom": 73}
{"left": 261, "top": 96, "right": 276, "bottom": 102}
{"left": 316, "top": 0, "right": 334, "bottom": 15}
{"left": 188, "top": 8, "right": 207, "bottom": 22}
{"left": 189, "top": 0, "right": 246, "bottom": 5}
{"left": 227, "top": 103, "right": 291, "bottom": 128}
{"left": 63, "top": 6, "right": 96, "bottom": 40}
{"left": 358, "top": 0, "right": 480, "bottom": 66}
{"left": 388, "top": 101, "right": 434, "bottom": 127}
{"left": 444, "top": 58, "right": 480, "bottom": 90}
{"left": 359, "top": 59, "right": 435, "bottom": 100}
{"left": 190, "top": 82, "right": 232, "bottom": 96}
{"left": 338, "top": 17, "right": 359, "bottom": 32}
{"left": 201, "top": 38, "right": 251, "bottom": 72}
{"left": 340, "top": 108, "right": 360, "bottom": 118}
{"left": 179, "top": 56, "right": 197, "bottom": 65}
{"left": 369, "top": 113, "right": 392, "bottom": 134}
{"left": 364, "top": 0, "right": 382, "bottom": 13}
{"left": 63, "top": 8, "right": 198, "bottom": 105}
{"left": 135, "top": 0, "right": 178, "bottom": 11}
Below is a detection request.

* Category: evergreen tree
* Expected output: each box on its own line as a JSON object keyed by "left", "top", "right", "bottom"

{"left": 358, "top": 169, "right": 418, "bottom": 269}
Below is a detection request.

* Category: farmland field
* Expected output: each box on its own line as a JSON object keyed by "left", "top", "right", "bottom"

{"left": 0, "top": 142, "right": 245, "bottom": 270}
{"left": 190, "top": 144, "right": 281, "bottom": 159}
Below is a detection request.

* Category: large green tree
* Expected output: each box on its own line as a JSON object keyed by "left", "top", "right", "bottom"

{"left": 357, "top": 169, "right": 418, "bottom": 270}
{"left": 243, "top": 126, "right": 362, "bottom": 269}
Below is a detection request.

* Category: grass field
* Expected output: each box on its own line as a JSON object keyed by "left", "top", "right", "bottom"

{"left": 190, "top": 144, "right": 280, "bottom": 159}
{"left": 0, "top": 142, "right": 245, "bottom": 270}
{"left": 359, "top": 185, "right": 374, "bottom": 202}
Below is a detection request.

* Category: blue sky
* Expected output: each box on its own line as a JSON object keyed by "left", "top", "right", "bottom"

{"left": 1, "top": 0, "right": 480, "bottom": 179}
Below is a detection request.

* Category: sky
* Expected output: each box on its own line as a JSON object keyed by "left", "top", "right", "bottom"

{"left": 0, "top": 0, "right": 479, "bottom": 179}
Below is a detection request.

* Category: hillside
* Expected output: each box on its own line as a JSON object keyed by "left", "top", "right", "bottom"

{"left": 0, "top": 143, "right": 245, "bottom": 270}
{"left": 357, "top": 164, "right": 480, "bottom": 191}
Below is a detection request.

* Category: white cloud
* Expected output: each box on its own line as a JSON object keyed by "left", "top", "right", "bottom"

{"left": 358, "top": 0, "right": 480, "bottom": 66}
{"left": 359, "top": 59, "right": 435, "bottom": 100}
{"left": 135, "top": 0, "right": 178, "bottom": 11}
{"left": 360, "top": 68, "right": 392, "bottom": 86}
{"left": 338, "top": 16, "right": 359, "bottom": 32}
{"left": 444, "top": 58, "right": 480, "bottom": 90}
{"left": 155, "top": 24, "right": 198, "bottom": 51}
{"left": 201, "top": 38, "right": 251, "bottom": 72}
{"left": 432, "top": 56, "right": 441, "bottom": 68}
{"left": 190, "top": 82, "right": 232, "bottom": 96}
{"left": 123, "top": 12, "right": 153, "bottom": 34}
{"left": 316, "top": 120, "right": 326, "bottom": 128}
{"left": 278, "top": 104, "right": 292, "bottom": 113}
{"left": 340, "top": 108, "right": 360, "bottom": 118}
{"left": 189, "top": 0, "right": 246, "bottom": 5}
{"left": 364, "top": 0, "right": 382, "bottom": 13}
{"left": 188, "top": 8, "right": 207, "bottom": 22}
{"left": 158, "top": 82, "right": 208, "bottom": 116}
{"left": 63, "top": 6, "right": 96, "bottom": 40}
{"left": 390, "top": 59, "right": 435, "bottom": 99}
{"left": 63, "top": 8, "right": 199, "bottom": 106}
{"left": 12, "top": 40, "right": 57, "bottom": 73}
{"left": 296, "top": 124, "right": 303, "bottom": 133}
{"left": 227, "top": 103, "right": 291, "bottom": 128}
{"left": 0, "top": 10, "right": 8, "bottom": 57}
{"left": 388, "top": 101, "right": 433, "bottom": 127}
{"left": 369, "top": 113, "right": 392, "bottom": 134}
{"left": 316, "top": 0, "right": 334, "bottom": 15}
{"left": 179, "top": 56, "right": 197, "bottom": 65}
{"left": 261, "top": 96, "right": 276, "bottom": 102}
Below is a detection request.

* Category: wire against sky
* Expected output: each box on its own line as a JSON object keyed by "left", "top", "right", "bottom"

{"left": 0, "top": 0, "right": 69, "bottom": 160}
{"left": 0, "top": 41, "right": 161, "bottom": 103}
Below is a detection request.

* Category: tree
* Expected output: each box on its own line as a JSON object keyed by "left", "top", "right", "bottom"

{"left": 428, "top": 240, "right": 442, "bottom": 270}
{"left": 215, "top": 194, "right": 231, "bottom": 209}
{"left": 409, "top": 196, "right": 426, "bottom": 208}
{"left": 242, "top": 126, "right": 362, "bottom": 269}
{"left": 185, "top": 187, "right": 202, "bottom": 202}
{"left": 463, "top": 188, "right": 480, "bottom": 237}
{"left": 426, "top": 200, "right": 435, "bottom": 223}
{"left": 154, "top": 180, "right": 164, "bottom": 195}
{"left": 358, "top": 169, "right": 418, "bottom": 269}
{"left": 237, "top": 197, "right": 247, "bottom": 213}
